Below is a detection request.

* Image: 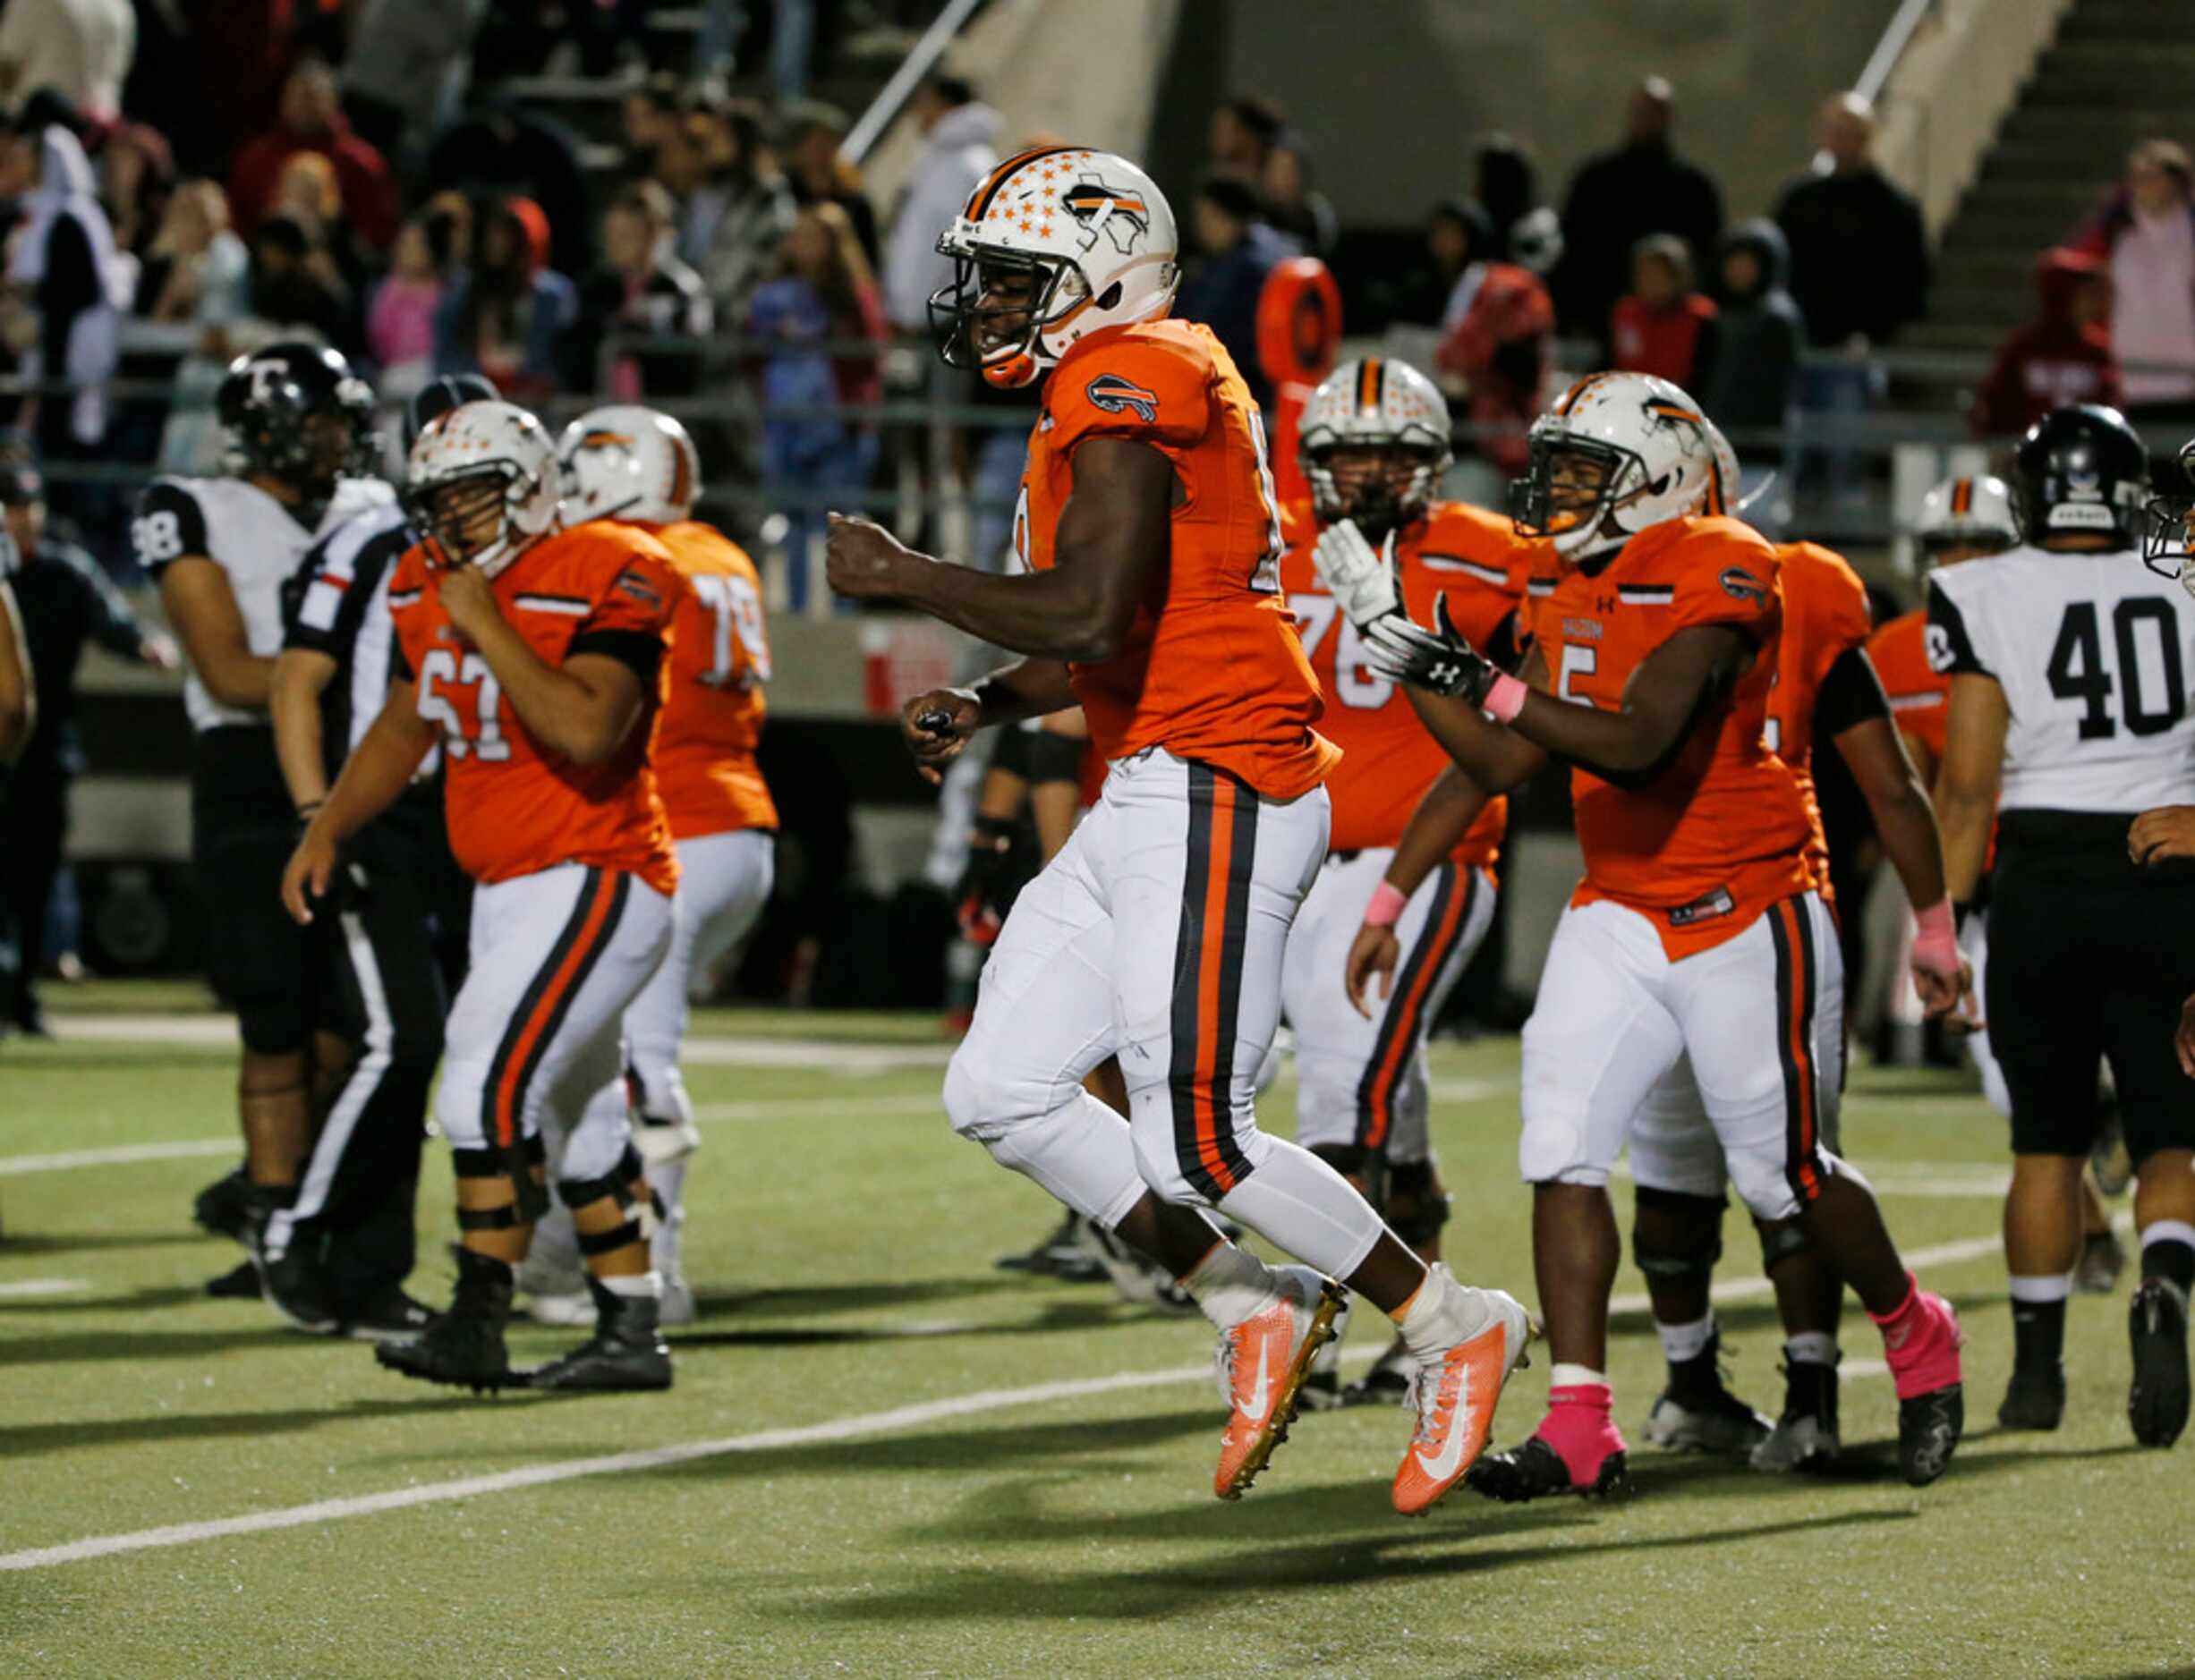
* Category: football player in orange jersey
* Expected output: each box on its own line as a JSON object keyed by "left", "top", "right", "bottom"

{"left": 282, "top": 401, "right": 687, "bottom": 1395}
{"left": 505, "top": 405, "right": 779, "bottom": 1328}
{"left": 1274, "top": 356, "right": 1534, "bottom": 1408}
{"left": 826, "top": 146, "right": 1532, "bottom": 1514}
{"left": 1318, "top": 371, "right": 1969, "bottom": 1493}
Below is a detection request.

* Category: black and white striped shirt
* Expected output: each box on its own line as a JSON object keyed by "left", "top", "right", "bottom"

{"left": 280, "top": 496, "right": 427, "bottom": 779}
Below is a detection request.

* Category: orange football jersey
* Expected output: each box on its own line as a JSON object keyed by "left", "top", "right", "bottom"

{"left": 1280, "top": 501, "right": 1532, "bottom": 865}
{"left": 1015, "top": 318, "right": 1339, "bottom": 801}
{"left": 1768, "top": 541, "right": 1875, "bottom": 895}
{"left": 1867, "top": 607, "right": 1949, "bottom": 767}
{"left": 649, "top": 518, "right": 778, "bottom": 841}
{"left": 1525, "top": 515, "right": 1813, "bottom": 957}
{"left": 389, "top": 522, "right": 682, "bottom": 897}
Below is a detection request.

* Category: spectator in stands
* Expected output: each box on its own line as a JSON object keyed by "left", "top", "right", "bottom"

{"left": 434, "top": 194, "right": 575, "bottom": 401}
{"left": 100, "top": 121, "right": 173, "bottom": 267}
{"left": 1773, "top": 92, "right": 1928, "bottom": 350}
{"left": 337, "top": 0, "right": 489, "bottom": 167}
{"left": 0, "top": 0, "right": 133, "bottom": 123}
{"left": 2072, "top": 140, "right": 2195, "bottom": 418}
{"left": 368, "top": 209, "right": 458, "bottom": 396}
{"left": 1551, "top": 75, "right": 1723, "bottom": 344}
{"left": 138, "top": 178, "right": 250, "bottom": 326}
{"left": 0, "top": 119, "right": 126, "bottom": 487}
{"left": 1209, "top": 96, "right": 1284, "bottom": 180}
{"left": 427, "top": 96, "right": 591, "bottom": 279}
{"left": 569, "top": 180, "right": 712, "bottom": 399}
{"left": 1176, "top": 172, "right": 1300, "bottom": 407}
{"left": 1475, "top": 132, "right": 1556, "bottom": 271}
{"left": 1612, "top": 233, "right": 1716, "bottom": 388}
{"left": 229, "top": 57, "right": 399, "bottom": 250}
{"left": 1430, "top": 198, "right": 1553, "bottom": 499}
{"left": 269, "top": 151, "right": 372, "bottom": 310}
{"left": 751, "top": 200, "right": 888, "bottom": 607}
{"left": 621, "top": 72, "right": 685, "bottom": 179}
{"left": 881, "top": 73, "right": 999, "bottom": 333}
{"left": 676, "top": 91, "right": 797, "bottom": 328}
{"left": 1697, "top": 219, "right": 1805, "bottom": 446}
{"left": 244, "top": 215, "right": 353, "bottom": 349}
{"left": 1971, "top": 247, "right": 2120, "bottom": 437}
{"left": 0, "top": 462, "right": 174, "bottom": 1033}
{"left": 1262, "top": 127, "right": 1337, "bottom": 257}
{"left": 782, "top": 101, "right": 879, "bottom": 266}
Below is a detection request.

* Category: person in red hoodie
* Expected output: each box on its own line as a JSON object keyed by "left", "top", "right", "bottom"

{"left": 1970, "top": 247, "right": 2121, "bottom": 437}
{"left": 229, "top": 57, "right": 399, "bottom": 250}
{"left": 1431, "top": 198, "right": 1553, "bottom": 488}
{"left": 1611, "top": 233, "right": 1718, "bottom": 387}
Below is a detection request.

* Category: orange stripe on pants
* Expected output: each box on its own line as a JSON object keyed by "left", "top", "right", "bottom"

{"left": 1779, "top": 898, "right": 1821, "bottom": 1198}
{"left": 1361, "top": 870, "right": 1470, "bottom": 1150}
{"left": 489, "top": 870, "right": 619, "bottom": 1148}
{"left": 1192, "top": 777, "right": 1240, "bottom": 1195}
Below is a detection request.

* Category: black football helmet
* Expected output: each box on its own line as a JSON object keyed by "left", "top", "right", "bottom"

{"left": 216, "top": 342, "right": 377, "bottom": 499}
{"left": 2142, "top": 438, "right": 2195, "bottom": 584}
{"left": 2012, "top": 403, "right": 2148, "bottom": 549}
{"left": 403, "top": 372, "right": 498, "bottom": 454}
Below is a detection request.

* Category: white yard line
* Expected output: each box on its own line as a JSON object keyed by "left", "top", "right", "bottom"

{"left": 1, "top": 1227, "right": 2020, "bottom": 1574}
{"left": 0, "top": 1138, "right": 240, "bottom": 1175}
{"left": 0, "top": 1277, "right": 87, "bottom": 1299}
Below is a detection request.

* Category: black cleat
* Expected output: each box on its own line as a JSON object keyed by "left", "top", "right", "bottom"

{"left": 996, "top": 1210, "right": 1099, "bottom": 1278}
{"left": 1752, "top": 1357, "right": 1841, "bottom": 1472}
{"left": 193, "top": 1167, "right": 254, "bottom": 1244}
{"left": 1466, "top": 1435, "right": 1631, "bottom": 1504}
{"left": 519, "top": 1277, "right": 673, "bottom": 1392}
{"left": 205, "top": 1259, "right": 263, "bottom": 1300}
{"left": 1340, "top": 1336, "right": 1415, "bottom": 1408}
{"left": 254, "top": 1243, "right": 343, "bottom": 1335}
{"left": 2129, "top": 1280, "right": 2191, "bottom": 1448}
{"left": 343, "top": 1286, "right": 435, "bottom": 1344}
{"left": 1896, "top": 1385, "right": 1962, "bottom": 1486}
{"left": 2074, "top": 1228, "right": 2127, "bottom": 1295}
{"left": 376, "top": 1249, "right": 515, "bottom": 1394}
{"left": 1996, "top": 1365, "right": 2065, "bottom": 1431}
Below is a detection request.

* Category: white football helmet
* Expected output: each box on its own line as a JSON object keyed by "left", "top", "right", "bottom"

{"left": 1913, "top": 472, "right": 2018, "bottom": 561}
{"left": 404, "top": 400, "right": 564, "bottom": 581}
{"left": 1511, "top": 372, "right": 1728, "bottom": 560}
{"left": 931, "top": 145, "right": 1179, "bottom": 388}
{"left": 1297, "top": 356, "right": 1452, "bottom": 534}
{"left": 559, "top": 405, "right": 701, "bottom": 525}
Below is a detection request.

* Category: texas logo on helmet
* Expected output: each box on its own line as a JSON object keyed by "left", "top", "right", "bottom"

{"left": 1085, "top": 374, "right": 1159, "bottom": 424}
{"left": 1060, "top": 174, "right": 1150, "bottom": 255}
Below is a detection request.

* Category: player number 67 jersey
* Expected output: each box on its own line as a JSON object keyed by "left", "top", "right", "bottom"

{"left": 1927, "top": 546, "right": 2195, "bottom": 812}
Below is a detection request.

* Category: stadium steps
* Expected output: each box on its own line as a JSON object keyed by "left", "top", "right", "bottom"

{"left": 1915, "top": 0, "right": 2195, "bottom": 361}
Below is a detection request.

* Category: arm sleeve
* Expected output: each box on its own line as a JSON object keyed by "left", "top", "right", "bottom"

{"left": 1047, "top": 340, "right": 1211, "bottom": 456}
{"left": 569, "top": 539, "right": 681, "bottom": 685}
{"left": 1816, "top": 644, "right": 1893, "bottom": 735}
{"left": 131, "top": 479, "right": 211, "bottom": 576}
{"left": 71, "top": 547, "right": 148, "bottom": 658}
{"left": 1925, "top": 577, "right": 1992, "bottom": 678}
{"left": 1669, "top": 531, "right": 1781, "bottom": 641}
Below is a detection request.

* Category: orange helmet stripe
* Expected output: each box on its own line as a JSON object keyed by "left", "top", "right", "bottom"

{"left": 1952, "top": 477, "right": 1973, "bottom": 514}
{"left": 966, "top": 145, "right": 1081, "bottom": 222}
{"left": 1555, "top": 372, "right": 1610, "bottom": 416}
{"left": 1357, "top": 357, "right": 1383, "bottom": 412}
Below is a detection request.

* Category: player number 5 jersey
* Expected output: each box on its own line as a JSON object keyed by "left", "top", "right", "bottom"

{"left": 1927, "top": 546, "right": 2195, "bottom": 813}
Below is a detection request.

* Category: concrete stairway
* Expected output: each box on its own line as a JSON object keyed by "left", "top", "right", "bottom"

{"left": 1908, "top": 0, "right": 2195, "bottom": 360}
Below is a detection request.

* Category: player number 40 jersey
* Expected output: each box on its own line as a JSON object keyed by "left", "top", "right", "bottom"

{"left": 1927, "top": 546, "right": 2195, "bottom": 813}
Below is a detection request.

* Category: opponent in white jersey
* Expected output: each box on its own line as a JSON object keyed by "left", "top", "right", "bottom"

{"left": 140, "top": 343, "right": 394, "bottom": 1313}
{"left": 1930, "top": 403, "right": 2195, "bottom": 1447}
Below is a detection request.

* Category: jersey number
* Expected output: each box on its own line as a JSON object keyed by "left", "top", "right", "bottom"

{"left": 417, "top": 648, "right": 511, "bottom": 760}
{"left": 132, "top": 511, "right": 184, "bottom": 565}
{"left": 2046, "top": 599, "right": 2185, "bottom": 740}
{"left": 1289, "top": 594, "right": 1391, "bottom": 710}
{"left": 1557, "top": 644, "right": 1598, "bottom": 706}
{"left": 691, "top": 573, "right": 771, "bottom": 688}
{"left": 1246, "top": 409, "right": 1284, "bottom": 593}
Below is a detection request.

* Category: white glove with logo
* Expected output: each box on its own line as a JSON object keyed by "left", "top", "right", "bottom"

{"left": 1310, "top": 518, "right": 1400, "bottom": 628}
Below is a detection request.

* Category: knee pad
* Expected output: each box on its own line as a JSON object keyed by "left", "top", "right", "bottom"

{"left": 558, "top": 1144, "right": 649, "bottom": 1256}
{"left": 237, "top": 993, "right": 309, "bottom": 1056}
{"left": 942, "top": 1045, "right": 998, "bottom": 1141}
{"left": 1755, "top": 1214, "right": 1811, "bottom": 1274}
{"left": 1310, "top": 1141, "right": 1374, "bottom": 1188}
{"left": 1630, "top": 1184, "right": 1725, "bottom": 1285}
{"left": 1387, "top": 1160, "right": 1450, "bottom": 1247}
{"left": 452, "top": 1135, "right": 548, "bottom": 1227}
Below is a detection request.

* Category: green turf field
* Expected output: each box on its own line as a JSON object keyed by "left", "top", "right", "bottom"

{"left": 2, "top": 988, "right": 2188, "bottom": 1679}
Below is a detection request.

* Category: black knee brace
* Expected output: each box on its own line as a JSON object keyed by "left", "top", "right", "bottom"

{"left": 1755, "top": 1214, "right": 1811, "bottom": 1274}
{"left": 1386, "top": 1160, "right": 1451, "bottom": 1248}
{"left": 1630, "top": 1184, "right": 1725, "bottom": 1286}
{"left": 453, "top": 1135, "right": 548, "bottom": 1226}
{"left": 557, "top": 1143, "right": 646, "bottom": 1218}
{"left": 236, "top": 992, "right": 310, "bottom": 1056}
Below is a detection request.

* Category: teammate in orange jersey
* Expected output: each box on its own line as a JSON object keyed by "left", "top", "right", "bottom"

{"left": 1272, "top": 356, "right": 1535, "bottom": 1409}
{"left": 282, "top": 400, "right": 685, "bottom": 1395}
{"left": 826, "top": 146, "right": 1532, "bottom": 1515}
{"left": 1317, "top": 371, "right": 1970, "bottom": 1494}
{"left": 504, "top": 405, "right": 781, "bottom": 1328}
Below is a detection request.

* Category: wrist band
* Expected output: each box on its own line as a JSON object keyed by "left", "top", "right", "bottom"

{"left": 1483, "top": 671, "right": 1527, "bottom": 724}
{"left": 1365, "top": 879, "right": 1409, "bottom": 928}
{"left": 1912, "top": 898, "right": 1961, "bottom": 970}
{"left": 295, "top": 801, "right": 325, "bottom": 820}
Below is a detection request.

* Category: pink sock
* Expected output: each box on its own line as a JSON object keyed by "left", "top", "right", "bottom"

{"left": 1537, "top": 1383, "right": 1626, "bottom": 1485}
{"left": 1868, "top": 1273, "right": 1962, "bottom": 1398}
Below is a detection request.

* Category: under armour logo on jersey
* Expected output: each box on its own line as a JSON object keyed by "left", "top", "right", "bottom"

{"left": 1085, "top": 374, "right": 1159, "bottom": 425}
{"left": 1719, "top": 567, "right": 1767, "bottom": 605}
{"left": 1061, "top": 175, "right": 1150, "bottom": 255}
{"left": 614, "top": 567, "right": 663, "bottom": 609}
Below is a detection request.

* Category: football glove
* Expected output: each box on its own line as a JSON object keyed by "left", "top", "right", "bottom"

{"left": 1361, "top": 593, "right": 1498, "bottom": 704}
{"left": 954, "top": 814, "right": 1019, "bottom": 946}
{"left": 1310, "top": 518, "right": 1400, "bottom": 628}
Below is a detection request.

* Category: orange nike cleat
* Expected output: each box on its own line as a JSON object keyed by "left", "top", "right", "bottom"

{"left": 1392, "top": 1285, "right": 1536, "bottom": 1516}
{"left": 1212, "top": 1266, "right": 1348, "bottom": 1500}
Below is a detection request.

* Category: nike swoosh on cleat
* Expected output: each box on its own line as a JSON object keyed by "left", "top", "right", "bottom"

{"left": 1239, "top": 1336, "right": 1273, "bottom": 1425}
{"left": 1413, "top": 1360, "right": 1474, "bottom": 1482}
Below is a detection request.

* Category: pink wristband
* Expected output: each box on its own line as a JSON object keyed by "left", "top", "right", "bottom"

{"left": 1484, "top": 671, "right": 1527, "bottom": 723}
{"left": 1911, "top": 898, "right": 1960, "bottom": 975}
{"left": 1365, "top": 880, "right": 1409, "bottom": 928}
